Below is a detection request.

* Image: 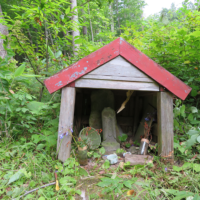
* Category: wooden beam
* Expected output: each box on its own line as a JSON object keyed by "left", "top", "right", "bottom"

{"left": 75, "top": 79, "right": 159, "bottom": 91}
{"left": 57, "top": 87, "right": 76, "bottom": 162}
{"left": 157, "top": 92, "right": 174, "bottom": 162}
{"left": 82, "top": 74, "right": 153, "bottom": 83}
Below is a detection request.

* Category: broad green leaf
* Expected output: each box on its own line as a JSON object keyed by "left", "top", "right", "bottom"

{"left": 123, "top": 180, "right": 133, "bottom": 188}
{"left": 7, "top": 168, "right": 26, "bottom": 185}
{"left": 118, "top": 134, "right": 128, "bottom": 142}
{"left": 99, "top": 147, "right": 105, "bottom": 155}
{"left": 124, "top": 161, "right": 131, "bottom": 167}
{"left": 31, "top": 134, "right": 41, "bottom": 144}
{"left": 182, "top": 162, "right": 191, "bottom": 170}
{"left": 180, "top": 105, "right": 185, "bottom": 117}
{"left": 187, "top": 130, "right": 200, "bottom": 136}
{"left": 0, "top": 78, "right": 9, "bottom": 92}
{"left": 38, "top": 197, "right": 46, "bottom": 200}
{"left": 187, "top": 113, "right": 193, "bottom": 121}
{"left": 14, "top": 63, "right": 26, "bottom": 77}
{"left": 21, "top": 107, "right": 28, "bottom": 113}
{"left": 184, "top": 60, "right": 190, "bottom": 64}
{"left": 12, "top": 186, "right": 24, "bottom": 198}
{"left": 192, "top": 194, "right": 200, "bottom": 200}
{"left": 190, "top": 31, "right": 200, "bottom": 37}
{"left": 102, "top": 160, "right": 110, "bottom": 169}
{"left": 190, "top": 106, "right": 198, "bottom": 113}
{"left": 186, "top": 134, "right": 198, "bottom": 148}
{"left": 36, "top": 144, "right": 45, "bottom": 150}
{"left": 60, "top": 176, "right": 76, "bottom": 185}
{"left": 193, "top": 164, "right": 200, "bottom": 172}
{"left": 190, "top": 120, "right": 200, "bottom": 125}
{"left": 135, "top": 181, "right": 149, "bottom": 187}
{"left": 93, "top": 152, "right": 100, "bottom": 158}
{"left": 27, "top": 101, "right": 45, "bottom": 113}
{"left": 79, "top": 167, "right": 88, "bottom": 176}
{"left": 74, "top": 38, "right": 83, "bottom": 44}
{"left": 164, "top": 189, "right": 179, "bottom": 195}
{"left": 174, "top": 119, "right": 179, "bottom": 128}
{"left": 197, "top": 135, "right": 200, "bottom": 143}
{"left": 65, "top": 6, "right": 70, "bottom": 15}
{"left": 173, "top": 191, "right": 194, "bottom": 200}
{"left": 191, "top": 90, "right": 198, "bottom": 97}
{"left": 173, "top": 165, "right": 182, "bottom": 172}
{"left": 45, "top": 45, "right": 55, "bottom": 59}
{"left": 55, "top": 50, "right": 62, "bottom": 58}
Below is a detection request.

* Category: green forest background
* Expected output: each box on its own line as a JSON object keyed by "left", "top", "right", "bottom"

{"left": 1, "top": 0, "right": 200, "bottom": 199}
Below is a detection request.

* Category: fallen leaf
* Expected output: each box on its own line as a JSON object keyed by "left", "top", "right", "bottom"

{"left": 127, "top": 190, "right": 136, "bottom": 196}
{"left": 99, "top": 170, "right": 105, "bottom": 175}
{"left": 55, "top": 180, "right": 59, "bottom": 191}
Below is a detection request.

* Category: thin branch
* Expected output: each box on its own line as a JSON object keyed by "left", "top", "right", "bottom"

{"left": 12, "top": 182, "right": 56, "bottom": 200}
{"left": 14, "top": 35, "right": 44, "bottom": 86}
{"left": 79, "top": 0, "right": 91, "bottom": 7}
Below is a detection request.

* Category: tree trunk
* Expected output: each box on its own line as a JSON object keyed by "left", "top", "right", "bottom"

{"left": 71, "top": 0, "right": 80, "bottom": 55}
{"left": 116, "top": 0, "right": 121, "bottom": 34}
{"left": 88, "top": 3, "right": 94, "bottom": 42}
{"left": 0, "top": 5, "right": 8, "bottom": 59}
{"left": 110, "top": 3, "right": 114, "bottom": 32}
{"left": 81, "top": 9, "right": 87, "bottom": 35}
{"left": 83, "top": 26, "right": 87, "bottom": 35}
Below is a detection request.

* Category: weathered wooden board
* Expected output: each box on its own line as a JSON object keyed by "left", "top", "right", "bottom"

{"left": 82, "top": 56, "right": 154, "bottom": 82}
{"left": 57, "top": 87, "right": 76, "bottom": 162}
{"left": 157, "top": 92, "right": 174, "bottom": 161}
{"left": 125, "top": 154, "right": 153, "bottom": 165}
{"left": 75, "top": 79, "right": 159, "bottom": 91}
{"left": 82, "top": 74, "right": 153, "bottom": 82}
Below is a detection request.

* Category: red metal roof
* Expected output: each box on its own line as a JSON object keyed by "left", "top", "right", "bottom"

{"left": 44, "top": 37, "right": 191, "bottom": 100}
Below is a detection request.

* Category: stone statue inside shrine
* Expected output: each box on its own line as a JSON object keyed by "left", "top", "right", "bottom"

{"left": 101, "top": 107, "right": 120, "bottom": 152}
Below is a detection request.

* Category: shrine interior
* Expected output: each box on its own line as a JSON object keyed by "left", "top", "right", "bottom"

{"left": 74, "top": 88, "right": 158, "bottom": 143}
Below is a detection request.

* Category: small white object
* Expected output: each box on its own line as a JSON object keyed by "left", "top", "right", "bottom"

{"left": 123, "top": 152, "right": 131, "bottom": 157}
{"left": 107, "top": 154, "right": 118, "bottom": 164}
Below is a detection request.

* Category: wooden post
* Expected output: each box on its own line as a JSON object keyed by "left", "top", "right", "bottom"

{"left": 157, "top": 92, "right": 174, "bottom": 162}
{"left": 57, "top": 87, "right": 76, "bottom": 162}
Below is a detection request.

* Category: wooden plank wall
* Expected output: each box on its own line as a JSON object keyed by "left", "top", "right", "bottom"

{"left": 75, "top": 56, "right": 159, "bottom": 92}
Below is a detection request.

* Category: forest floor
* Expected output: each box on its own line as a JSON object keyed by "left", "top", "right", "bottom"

{"left": 0, "top": 138, "right": 200, "bottom": 200}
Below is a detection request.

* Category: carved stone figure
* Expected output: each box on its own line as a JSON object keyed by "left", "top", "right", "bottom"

{"left": 101, "top": 107, "right": 120, "bottom": 152}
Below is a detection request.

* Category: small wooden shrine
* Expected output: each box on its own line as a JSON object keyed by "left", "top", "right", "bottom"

{"left": 44, "top": 38, "right": 191, "bottom": 162}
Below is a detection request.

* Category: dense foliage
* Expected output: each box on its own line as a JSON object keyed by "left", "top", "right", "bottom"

{"left": 1, "top": 0, "right": 200, "bottom": 199}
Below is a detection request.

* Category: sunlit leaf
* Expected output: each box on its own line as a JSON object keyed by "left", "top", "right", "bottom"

{"left": 14, "top": 63, "right": 26, "bottom": 77}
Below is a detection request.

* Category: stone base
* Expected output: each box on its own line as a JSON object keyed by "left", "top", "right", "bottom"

{"left": 101, "top": 141, "right": 120, "bottom": 153}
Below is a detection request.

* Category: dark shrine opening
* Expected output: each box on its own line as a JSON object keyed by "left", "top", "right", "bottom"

{"left": 74, "top": 88, "right": 158, "bottom": 144}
